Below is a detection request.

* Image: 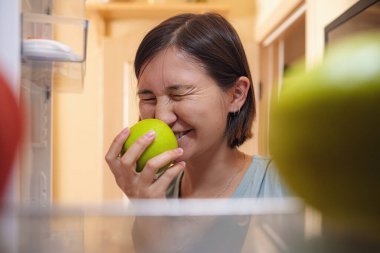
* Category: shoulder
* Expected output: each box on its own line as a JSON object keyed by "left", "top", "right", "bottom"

{"left": 233, "top": 155, "right": 291, "bottom": 198}
{"left": 259, "top": 156, "right": 292, "bottom": 197}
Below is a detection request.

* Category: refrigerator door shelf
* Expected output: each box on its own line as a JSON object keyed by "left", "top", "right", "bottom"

{"left": 22, "top": 13, "right": 88, "bottom": 63}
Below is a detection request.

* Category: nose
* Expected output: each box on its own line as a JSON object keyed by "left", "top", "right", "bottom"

{"left": 154, "top": 98, "right": 177, "bottom": 127}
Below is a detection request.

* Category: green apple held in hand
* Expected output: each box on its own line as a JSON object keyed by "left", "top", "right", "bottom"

{"left": 121, "top": 119, "right": 178, "bottom": 173}
{"left": 269, "top": 32, "right": 380, "bottom": 233}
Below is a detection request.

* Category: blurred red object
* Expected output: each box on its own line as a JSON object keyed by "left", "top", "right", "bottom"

{"left": 0, "top": 69, "right": 23, "bottom": 200}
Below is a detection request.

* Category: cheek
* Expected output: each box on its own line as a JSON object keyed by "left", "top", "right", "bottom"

{"left": 176, "top": 99, "right": 227, "bottom": 125}
{"left": 173, "top": 102, "right": 193, "bottom": 118}
{"left": 139, "top": 104, "right": 155, "bottom": 119}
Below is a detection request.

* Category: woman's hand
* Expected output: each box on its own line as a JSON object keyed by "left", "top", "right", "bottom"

{"left": 105, "top": 127, "right": 185, "bottom": 199}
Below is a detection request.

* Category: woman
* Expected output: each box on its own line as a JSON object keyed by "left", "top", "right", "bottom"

{"left": 105, "top": 12, "right": 288, "bottom": 200}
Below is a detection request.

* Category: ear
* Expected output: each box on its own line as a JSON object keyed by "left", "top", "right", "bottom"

{"left": 228, "top": 76, "right": 250, "bottom": 113}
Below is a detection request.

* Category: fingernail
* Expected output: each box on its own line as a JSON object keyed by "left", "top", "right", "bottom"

{"left": 178, "top": 161, "right": 186, "bottom": 168}
{"left": 145, "top": 130, "right": 156, "bottom": 139}
{"left": 176, "top": 148, "right": 183, "bottom": 155}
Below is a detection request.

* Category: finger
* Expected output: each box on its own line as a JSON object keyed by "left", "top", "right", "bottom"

{"left": 149, "top": 161, "right": 186, "bottom": 195}
{"left": 120, "top": 130, "right": 156, "bottom": 176}
{"left": 105, "top": 128, "right": 130, "bottom": 172}
{"left": 139, "top": 148, "right": 184, "bottom": 186}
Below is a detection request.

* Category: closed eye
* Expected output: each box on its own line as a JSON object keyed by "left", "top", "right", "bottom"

{"left": 138, "top": 89, "right": 156, "bottom": 104}
{"left": 170, "top": 94, "right": 187, "bottom": 101}
{"left": 168, "top": 85, "right": 195, "bottom": 101}
{"left": 139, "top": 97, "right": 156, "bottom": 104}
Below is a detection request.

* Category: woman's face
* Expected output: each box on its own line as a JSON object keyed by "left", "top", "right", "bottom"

{"left": 137, "top": 47, "right": 232, "bottom": 161}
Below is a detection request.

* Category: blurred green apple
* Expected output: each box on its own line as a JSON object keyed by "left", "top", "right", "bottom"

{"left": 122, "top": 118, "right": 178, "bottom": 173}
{"left": 269, "top": 32, "right": 380, "bottom": 233}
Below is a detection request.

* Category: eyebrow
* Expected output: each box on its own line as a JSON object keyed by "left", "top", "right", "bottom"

{"left": 137, "top": 89, "right": 153, "bottom": 96}
{"left": 166, "top": 84, "right": 194, "bottom": 92}
{"left": 137, "top": 84, "right": 194, "bottom": 95}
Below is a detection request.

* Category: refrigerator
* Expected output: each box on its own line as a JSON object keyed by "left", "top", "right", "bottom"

{"left": 1, "top": 0, "right": 88, "bottom": 206}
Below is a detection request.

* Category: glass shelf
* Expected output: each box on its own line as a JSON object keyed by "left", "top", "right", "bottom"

{"left": 1, "top": 198, "right": 307, "bottom": 253}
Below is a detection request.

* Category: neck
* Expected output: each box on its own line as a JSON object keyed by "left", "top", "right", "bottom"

{"left": 180, "top": 148, "right": 248, "bottom": 198}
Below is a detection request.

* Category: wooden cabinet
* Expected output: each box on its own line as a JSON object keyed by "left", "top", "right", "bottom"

{"left": 86, "top": 2, "right": 229, "bottom": 36}
{"left": 254, "top": 1, "right": 306, "bottom": 156}
{"left": 252, "top": 0, "right": 370, "bottom": 239}
{"left": 253, "top": 0, "right": 362, "bottom": 156}
{"left": 86, "top": 2, "right": 229, "bottom": 19}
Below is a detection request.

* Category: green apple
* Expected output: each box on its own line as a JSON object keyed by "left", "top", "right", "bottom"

{"left": 121, "top": 118, "right": 178, "bottom": 173}
{"left": 269, "top": 32, "right": 380, "bottom": 233}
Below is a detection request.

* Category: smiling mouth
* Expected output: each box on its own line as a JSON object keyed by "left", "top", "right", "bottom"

{"left": 174, "top": 130, "right": 192, "bottom": 141}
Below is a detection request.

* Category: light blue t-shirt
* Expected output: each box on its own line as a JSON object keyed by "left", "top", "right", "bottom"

{"left": 166, "top": 155, "right": 290, "bottom": 198}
